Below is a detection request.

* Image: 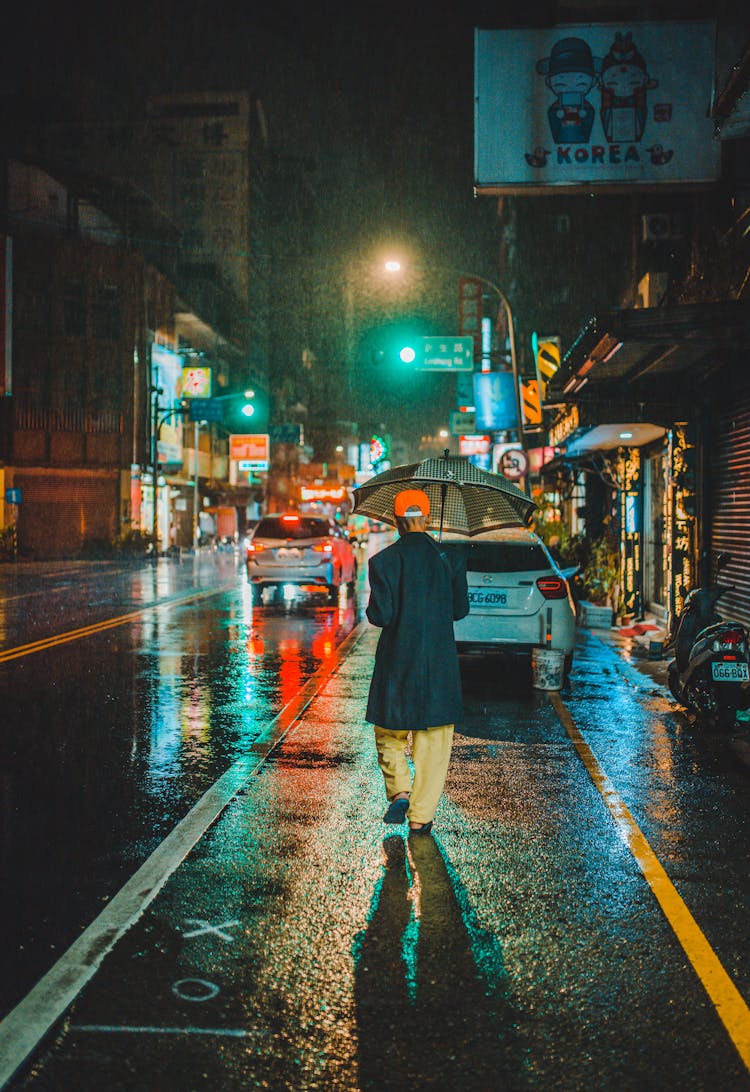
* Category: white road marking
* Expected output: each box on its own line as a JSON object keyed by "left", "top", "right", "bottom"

{"left": 72, "top": 1025, "right": 266, "bottom": 1038}
{"left": 183, "top": 918, "right": 240, "bottom": 941}
{"left": 171, "top": 979, "right": 220, "bottom": 1002}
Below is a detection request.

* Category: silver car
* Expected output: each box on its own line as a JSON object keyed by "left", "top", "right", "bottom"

{"left": 442, "top": 528, "right": 576, "bottom": 670}
{"left": 246, "top": 513, "right": 357, "bottom": 604}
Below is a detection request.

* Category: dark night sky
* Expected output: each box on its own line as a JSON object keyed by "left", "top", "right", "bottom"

{"left": 2, "top": 0, "right": 544, "bottom": 443}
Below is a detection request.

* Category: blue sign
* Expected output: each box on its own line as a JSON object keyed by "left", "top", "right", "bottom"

{"left": 189, "top": 397, "right": 224, "bottom": 423}
{"left": 5, "top": 487, "right": 22, "bottom": 505}
{"left": 473, "top": 372, "right": 517, "bottom": 431}
{"left": 269, "top": 423, "right": 302, "bottom": 444}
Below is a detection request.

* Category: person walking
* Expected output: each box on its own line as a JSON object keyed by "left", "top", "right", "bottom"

{"left": 366, "top": 489, "right": 469, "bottom": 835}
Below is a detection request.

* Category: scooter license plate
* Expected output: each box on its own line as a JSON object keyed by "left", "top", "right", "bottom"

{"left": 711, "top": 661, "right": 750, "bottom": 682}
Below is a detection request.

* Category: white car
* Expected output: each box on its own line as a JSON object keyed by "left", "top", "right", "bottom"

{"left": 441, "top": 528, "right": 576, "bottom": 670}
{"left": 246, "top": 513, "right": 357, "bottom": 604}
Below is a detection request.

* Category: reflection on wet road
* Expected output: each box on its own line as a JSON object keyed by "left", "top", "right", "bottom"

{"left": 2, "top": 547, "right": 750, "bottom": 1089}
{"left": 0, "top": 553, "right": 362, "bottom": 1018}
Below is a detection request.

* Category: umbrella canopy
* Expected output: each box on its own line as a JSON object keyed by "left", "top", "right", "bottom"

{"left": 352, "top": 453, "right": 536, "bottom": 537}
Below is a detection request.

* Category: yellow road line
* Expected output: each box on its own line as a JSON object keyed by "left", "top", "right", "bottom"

{"left": 0, "top": 586, "right": 232, "bottom": 664}
{"left": 550, "top": 691, "right": 750, "bottom": 1072}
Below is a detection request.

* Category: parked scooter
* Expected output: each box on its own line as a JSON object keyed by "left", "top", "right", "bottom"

{"left": 666, "top": 552, "right": 750, "bottom": 730}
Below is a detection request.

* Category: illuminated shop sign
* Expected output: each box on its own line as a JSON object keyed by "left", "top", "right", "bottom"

{"left": 668, "top": 424, "right": 696, "bottom": 618}
{"left": 459, "top": 435, "right": 491, "bottom": 456}
{"left": 300, "top": 485, "right": 347, "bottom": 503}
{"left": 180, "top": 366, "right": 212, "bottom": 398}
{"left": 618, "top": 447, "right": 641, "bottom": 616}
{"left": 549, "top": 406, "right": 579, "bottom": 448}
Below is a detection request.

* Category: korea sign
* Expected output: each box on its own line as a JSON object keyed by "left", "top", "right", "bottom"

{"left": 475, "top": 21, "right": 720, "bottom": 193}
{"left": 417, "top": 337, "right": 474, "bottom": 372}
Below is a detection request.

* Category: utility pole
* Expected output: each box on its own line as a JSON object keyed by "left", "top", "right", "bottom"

{"left": 151, "top": 386, "right": 162, "bottom": 557}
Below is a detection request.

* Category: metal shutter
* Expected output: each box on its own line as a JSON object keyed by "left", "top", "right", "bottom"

{"left": 15, "top": 472, "right": 119, "bottom": 559}
{"left": 711, "top": 396, "right": 750, "bottom": 625}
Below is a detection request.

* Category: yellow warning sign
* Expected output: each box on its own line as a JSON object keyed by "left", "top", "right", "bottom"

{"left": 521, "top": 378, "right": 543, "bottom": 429}
{"left": 535, "top": 336, "right": 561, "bottom": 398}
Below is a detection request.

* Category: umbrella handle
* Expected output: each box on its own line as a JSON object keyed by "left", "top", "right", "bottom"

{"left": 437, "top": 448, "right": 450, "bottom": 541}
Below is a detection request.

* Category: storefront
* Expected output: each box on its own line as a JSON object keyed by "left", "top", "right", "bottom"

{"left": 546, "top": 300, "right": 750, "bottom": 626}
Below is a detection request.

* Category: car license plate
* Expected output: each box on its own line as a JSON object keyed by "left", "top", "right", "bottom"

{"left": 468, "top": 588, "right": 509, "bottom": 608}
{"left": 277, "top": 547, "right": 301, "bottom": 559}
{"left": 711, "top": 661, "right": 750, "bottom": 682}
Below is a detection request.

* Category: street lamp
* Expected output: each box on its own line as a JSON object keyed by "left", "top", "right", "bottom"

{"left": 150, "top": 386, "right": 188, "bottom": 557}
{"left": 383, "top": 258, "right": 523, "bottom": 447}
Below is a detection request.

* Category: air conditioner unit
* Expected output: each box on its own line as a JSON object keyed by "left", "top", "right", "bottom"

{"left": 641, "top": 213, "right": 682, "bottom": 242}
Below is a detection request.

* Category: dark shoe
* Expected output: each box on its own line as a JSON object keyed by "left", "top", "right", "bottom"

{"left": 383, "top": 797, "right": 409, "bottom": 824}
{"left": 408, "top": 821, "right": 433, "bottom": 836}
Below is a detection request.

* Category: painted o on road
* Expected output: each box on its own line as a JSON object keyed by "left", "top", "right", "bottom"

{"left": 172, "top": 978, "right": 220, "bottom": 1003}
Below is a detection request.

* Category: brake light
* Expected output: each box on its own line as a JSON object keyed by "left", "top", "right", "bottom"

{"left": 247, "top": 541, "right": 266, "bottom": 554}
{"left": 713, "top": 629, "right": 746, "bottom": 651}
{"left": 312, "top": 542, "right": 334, "bottom": 553}
{"left": 281, "top": 514, "right": 300, "bottom": 523}
{"left": 536, "top": 576, "right": 567, "bottom": 599}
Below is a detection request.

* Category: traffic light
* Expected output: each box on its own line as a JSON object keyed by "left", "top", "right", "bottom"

{"left": 223, "top": 387, "right": 269, "bottom": 431}
{"left": 367, "top": 320, "right": 428, "bottom": 367}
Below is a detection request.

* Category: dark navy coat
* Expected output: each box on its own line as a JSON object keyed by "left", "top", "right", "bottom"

{"left": 365, "top": 532, "right": 470, "bottom": 731}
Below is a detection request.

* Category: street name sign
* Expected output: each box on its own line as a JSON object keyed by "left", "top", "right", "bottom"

{"left": 416, "top": 336, "right": 474, "bottom": 372}
{"left": 188, "top": 397, "right": 224, "bottom": 422}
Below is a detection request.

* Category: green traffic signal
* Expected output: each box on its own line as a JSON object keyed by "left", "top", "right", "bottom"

{"left": 399, "top": 345, "right": 416, "bottom": 364}
{"left": 223, "top": 387, "right": 269, "bottom": 431}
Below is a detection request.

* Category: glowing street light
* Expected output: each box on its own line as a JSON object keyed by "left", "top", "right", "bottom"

{"left": 383, "top": 256, "right": 523, "bottom": 445}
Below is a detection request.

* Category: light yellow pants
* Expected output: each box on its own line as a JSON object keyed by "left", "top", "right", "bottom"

{"left": 374, "top": 723, "right": 454, "bottom": 825}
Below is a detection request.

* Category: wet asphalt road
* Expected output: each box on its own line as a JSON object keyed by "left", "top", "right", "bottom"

{"left": 1, "top": 547, "right": 750, "bottom": 1089}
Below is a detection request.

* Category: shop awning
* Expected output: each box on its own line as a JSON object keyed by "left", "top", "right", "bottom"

{"left": 548, "top": 299, "right": 750, "bottom": 416}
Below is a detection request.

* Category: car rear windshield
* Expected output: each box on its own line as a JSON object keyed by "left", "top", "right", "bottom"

{"left": 255, "top": 517, "right": 331, "bottom": 540}
{"left": 442, "top": 541, "right": 550, "bottom": 573}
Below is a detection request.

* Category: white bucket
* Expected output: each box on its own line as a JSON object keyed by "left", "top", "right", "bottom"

{"left": 531, "top": 647, "right": 565, "bottom": 690}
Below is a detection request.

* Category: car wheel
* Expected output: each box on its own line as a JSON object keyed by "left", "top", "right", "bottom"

{"left": 327, "top": 583, "right": 339, "bottom": 605}
{"left": 249, "top": 584, "right": 263, "bottom": 606}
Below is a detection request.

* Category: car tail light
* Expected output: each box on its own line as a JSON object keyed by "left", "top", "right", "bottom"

{"left": 312, "top": 542, "right": 334, "bottom": 553}
{"left": 247, "top": 541, "right": 266, "bottom": 554}
{"left": 712, "top": 628, "right": 746, "bottom": 651}
{"left": 536, "top": 576, "right": 568, "bottom": 599}
{"left": 281, "top": 514, "right": 300, "bottom": 523}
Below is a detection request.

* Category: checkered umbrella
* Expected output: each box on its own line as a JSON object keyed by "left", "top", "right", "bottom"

{"left": 352, "top": 452, "right": 536, "bottom": 538}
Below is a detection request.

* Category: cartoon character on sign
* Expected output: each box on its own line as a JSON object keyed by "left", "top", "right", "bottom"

{"left": 536, "top": 37, "right": 602, "bottom": 144}
{"left": 599, "top": 31, "right": 657, "bottom": 144}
